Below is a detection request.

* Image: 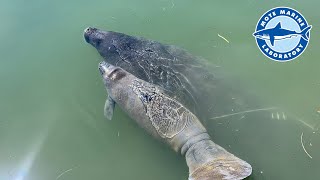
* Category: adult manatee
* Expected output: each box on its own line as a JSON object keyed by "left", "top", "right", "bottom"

{"left": 98, "top": 61, "right": 252, "bottom": 180}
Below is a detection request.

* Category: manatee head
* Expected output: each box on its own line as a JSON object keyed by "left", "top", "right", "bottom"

{"left": 84, "top": 27, "right": 137, "bottom": 65}
{"left": 98, "top": 61, "right": 126, "bottom": 89}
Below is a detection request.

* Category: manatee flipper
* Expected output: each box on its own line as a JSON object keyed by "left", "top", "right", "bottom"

{"left": 104, "top": 95, "right": 116, "bottom": 120}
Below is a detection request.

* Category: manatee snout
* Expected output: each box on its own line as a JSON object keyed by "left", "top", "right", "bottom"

{"left": 98, "top": 61, "right": 123, "bottom": 82}
{"left": 84, "top": 27, "right": 97, "bottom": 42}
{"left": 84, "top": 27, "right": 121, "bottom": 56}
{"left": 98, "top": 61, "right": 107, "bottom": 75}
{"left": 98, "top": 61, "right": 112, "bottom": 75}
{"left": 84, "top": 27, "right": 96, "bottom": 35}
{"left": 84, "top": 27, "right": 110, "bottom": 48}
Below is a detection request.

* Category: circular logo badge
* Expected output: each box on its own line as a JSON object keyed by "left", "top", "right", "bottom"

{"left": 253, "top": 7, "right": 312, "bottom": 62}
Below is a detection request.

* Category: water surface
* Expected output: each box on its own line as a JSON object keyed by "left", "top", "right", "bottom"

{"left": 0, "top": 0, "right": 319, "bottom": 179}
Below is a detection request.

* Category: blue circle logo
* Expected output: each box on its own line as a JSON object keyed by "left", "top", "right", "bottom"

{"left": 253, "top": 7, "right": 312, "bottom": 62}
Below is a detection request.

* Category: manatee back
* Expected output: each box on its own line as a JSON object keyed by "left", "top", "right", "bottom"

{"left": 131, "top": 79, "right": 200, "bottom": 139}
{"left": 96, "top": 30, "right": 258, "bottom": 121}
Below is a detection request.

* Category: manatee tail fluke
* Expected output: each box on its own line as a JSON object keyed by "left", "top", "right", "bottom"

{"left": 300, "top": 25, "right": 312, "bottom": 41}
{"left": 185, "top": 139, "right": 252, "bottom": 180}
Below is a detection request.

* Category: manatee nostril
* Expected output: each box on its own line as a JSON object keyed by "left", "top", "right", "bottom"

{"left": 84, "top": 27, "right": 96, "bottom": 34}
{"left": 98, "top": 66, "right": 105, "bottom": 75}
{"left": 99, "top": 61, "right": 105, "bottom": 66}
{"left": 99, "top": 61, "right": 110, "bottom": 68}
{"left": 84, "top": 27, "right": 94, "bottom": 42}
{"left": 84, "top": 27, "right": 91, "bottom": 33}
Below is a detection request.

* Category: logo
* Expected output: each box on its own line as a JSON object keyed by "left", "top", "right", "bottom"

{"left": 253, "top": 7, "right": 312, "bottom": 62}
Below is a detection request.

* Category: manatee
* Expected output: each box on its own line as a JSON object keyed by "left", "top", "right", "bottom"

{"left": 84, "top": 27, "right": 243, "bottom": 121}
{"left": 98, "top": 61, "right": 252, "bottom": 180}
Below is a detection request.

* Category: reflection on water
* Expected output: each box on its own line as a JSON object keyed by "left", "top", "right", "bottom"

{"left": 0, "top": 0, "right": 319, "bottom": 179}
{"left": 12, "top": 134, "right": 46, "bottom": 180}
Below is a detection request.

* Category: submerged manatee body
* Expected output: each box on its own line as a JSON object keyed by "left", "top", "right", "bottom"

{"left": 98, "top": 61, "right": 252, "bottom": 179}
{"left": 84, "top": 28, "right": 320, "bottom": 179}
{"left": 84, "top": 27, "right": 240, "bottom": 120}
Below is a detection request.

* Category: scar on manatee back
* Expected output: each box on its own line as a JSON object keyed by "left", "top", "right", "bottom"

{"left": 130, "top": 79, "right": 188, "bottom": 138}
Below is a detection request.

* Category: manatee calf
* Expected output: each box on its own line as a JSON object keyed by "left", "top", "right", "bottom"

{"left": 98, "top": 61, "right": 252, "bottom": 180}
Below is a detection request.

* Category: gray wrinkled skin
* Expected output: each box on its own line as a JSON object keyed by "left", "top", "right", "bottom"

{"left": 99, "top": 62, "right": 252, "bottom": 180}
{"left": 130, "top": 79, "right": 189, "bottom": 138}
{"left": 84, "top": 27, "right": 238, "bottom": 121}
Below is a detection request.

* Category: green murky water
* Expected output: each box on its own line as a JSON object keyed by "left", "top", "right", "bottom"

{"left": 1, "top": 0, "right": 319, "bottom": 179}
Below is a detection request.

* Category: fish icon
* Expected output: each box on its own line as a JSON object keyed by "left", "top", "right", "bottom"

{"left": 253, "top": 22, "right": 312, "bottom": 46}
